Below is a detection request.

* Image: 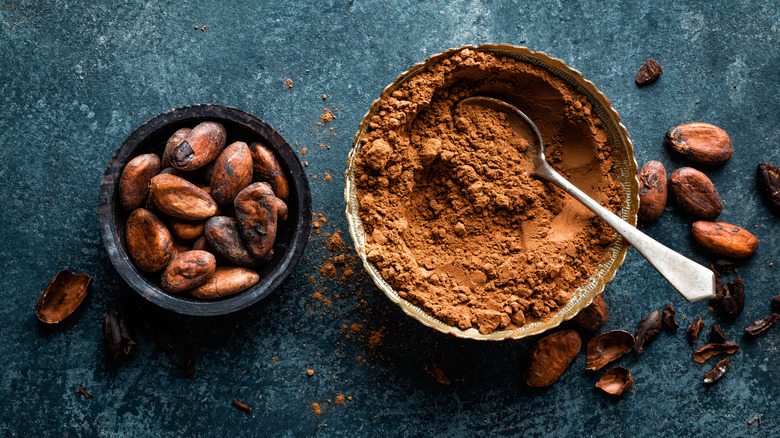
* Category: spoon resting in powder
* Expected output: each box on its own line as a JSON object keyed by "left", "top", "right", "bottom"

{"left": 459, "top": 96, "right": 716, "bottom": 302}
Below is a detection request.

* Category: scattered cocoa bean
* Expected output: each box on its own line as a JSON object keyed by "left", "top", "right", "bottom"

{"left": 693, "top": 342, "right": 740, "bottom": 363}
{"left": 160, "top": 250, "right": 217, "bottom": 293}
{"left": 103, "top": 311, "right": 137, "bottom": 360}
{"left": 709, "top": 324, "right": 727, "bottom": 344}
{"left": 669, "top": 167, "right": 722, "bottom": 220}
{"left": 161, "top": 127, "right": 191, "bottom": 168}
{"left": 125, "top": 208, "right": 174, "bottom": 272}
{"left": 570, "top": 294, "right": 608, "bottom": 332}
{"left": 665, "top": 122, "right": 732, "bottom": 165}
{"left": 595, "top": 366, "right": 633, "bottom": 396}
{"left": 119, "top": 153, "right": 161, "bottom": 211}
{"left": 190, "top": 266, "right": 260, "bottom": 299}
{"left": 149, "top": 174, "right": 219, "bottom": 220}
{"left": 756, "top": 162, "right": 780, "bottom": 214}
{"left": 204, "top": 216, "right": 260, "bottom": 267}
{"left": 234, "top": 182, "right": 277, "bottom": 260}
{"left": 637, "top": 160, "right": 667, "bottom": 223}
{"left": 687, "top": 317, "right": 704, "bottom": 345}
{"left": 692, "top": 221, "right": 759, "bottom": 258}
{"left": 424, "top": 362, "right": 451, "bottom": 385}
{"left": 36, "top": 270, "right": 92, "bottom": 324}
{"left": 745, "top": 313, "right": 780, "bottom": 337}
{"left": 523, "top": 330, "right": 581, "bottom": 387}
{"left": 249, "top": 142, "right": 289, "bottom": 200}
{"left": 661, "top": 304, "right": 679, "bottom": 331}
{"left": 586, "top": 330, "right": 634, "bottom": 371}
{"left": 635, "top": 59, "right": 663, "bottom": 86}
{"left": 210, "top": 141, "right": 254, "bottom": 205}
{"left": 633, "top": 309, "right": 661, "bottom": 353}
{"left": 703, "top": 357, "right": 730, "bottom": 384}
{"left": 171, "top": 121, "right": 226, "bottom": 171}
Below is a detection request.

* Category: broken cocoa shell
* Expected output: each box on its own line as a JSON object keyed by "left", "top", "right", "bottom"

{"left": 125, "top": 208, "right": 175, "bottom": 272}
{"left": 704, "top": 357, "right": 730, "bottom": 384}
{"left": 524, "top": 330, "right": 581, "bottom": 388}
{"left": 161, "top": 127, "right": 191, "bottom": 168}
{"left": 595, "top": 366, "right": 633, "bottom": 395}
{"left": 745, "top": 313, "right": 780, "bottom": 337}
{"left": 36, "top": 270, "right": 92, "bottom": 324}
{"left": 160, "top": 250, "right": 216, "bottom": 293}
{"left": 424, "top": 362, "right": 451, "bottom": 385}
{"left": 756, "top": 162, "right": 780, "bottom": 214}
{"left": 637, "top": 160, "right": 667, "bottom": 223}
{"left": 249, "top": 142, "right": 289, "bottom": 200}
{"left": 634, "top": 309, "right": 662, "bottom": 353}
{"left": 571, "top": 294, "right": 608, "bottom": 332}
{"left": 586, "top": 330, "right": 635, "bottom": 371}
{"left": 727, "top": 277, "right": 745, "bottom": 315}
{"left": 693, "top": 342, "right": 740, "bottom": 363}
{"left": 635, "top": 59, "right": 663, "bottom": 85}
{"left": 119, "top": 153, "right": 161, "bottom": 211}
{"left": 204, "top": 216, "right": 260, "bottom": 267}
{"left": 190, "top": 266, "right": 260, "bottom": 299}
{"left": 210, "top": 141, "right": 254, "bottom": 205}
{"left": 772, "top": 295, "right": 780, "bottom": 314}
{"left": 234, "top": 182, "right": 278, "bottom": 260}
{"left": 103, "top": 311, "right": 137, "bottom": 360}
{"left": 709, "top": 324, "right": 727, "bottom": 344}
{"left": 661, "top": 304, "right": 679, "bottom": 331}
{"left": 687, "top": 317, "right": 704, "bottom": 345}
{"left": 171, "top": 121, "right": 226, "bottom": 171}
{"left": 669, "top": 167, "right": 723, "bottom": 220}
{"left": 710, "top": 275, "right": 742, "bottom": 319}
{"left": 692, "top": 221, "right": 759, "bottom": 258}
{"left": 666, "top": 122, "right": 732, "bottom": 166}
{"left": 149, "top": 174, "right": 219, "bottom": 221}
{"left": 711, "top": 259, "right": 738, "bottom": 276}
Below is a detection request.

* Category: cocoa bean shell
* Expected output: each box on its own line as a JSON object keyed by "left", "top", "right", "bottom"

{"left": 171, "top": 121, "right": 226, "bottom": 171}
{"left": 249, "top": 142, "right": 289, "bottom": 200}
{"left": 161, "top": 127, "right": 191, "bottom": 168}
{"left": 634, "top": 309, "right": 662, "bottom": 353}
{"left": 703, "top": 357, "right": 730, "bottom": 384}
{"left": 103, "top": 311, "right": 137, "bottom": 360}
{"left": 666, "top": 122, "right": 732, "bottom": 165}
{"left": 160, "top": 250, "right": 216, "bottom": 293}
{"left": 571, "top": 294, "right": 608, "bottom": 332}
{"left": 687, "top": 317, "right": 704, "bottom": 345}
{"left": 36, "top": 270, "right": 92, "bottom": 324}
{"left": 692, "top": 221, "right": 759, "bottom": 258}
{"left": 190, "top": 266, "right": 260, "bottom": 299}
{"left": 595, "top": 366, "right": 633, "bottom": 395}
{"left": 149, "top": 174, "right": 218, "bottom": 220}
{"left": 204, "top": 216, "right": 260, "bottom": 267}
{"left": 524, "top": 330, "right": 581, "bottom": 387}
{"left": 661, "top": 304, "right": 679, "bottom": 331}
{"left": 210, "top": 141, "right": 254, "bottom": 205}
{"left": 586, "top": 330, "right": 635, "bottom": 371}
{"left": 125, "top": 208, "right": 174, "bottom": 272}
{"left": 119, "top": 153, "right": 161, "bottom": 211}
{"left": 693, "top": 342, "right": 740, "bottom": 363}
{"left": 670, "top": 167, "right": 723, "bottom": 220}
{"left": 234, "top": 182, "right": 278, "bottom": 260}
{"left": 757, "top": 162, "right": 780, "bottom": 214}
{"left": 745, "top": 313, "right": 780, "bottom": 337}
{"left": 637, "top": 160, "right": 667, "bottom": 223}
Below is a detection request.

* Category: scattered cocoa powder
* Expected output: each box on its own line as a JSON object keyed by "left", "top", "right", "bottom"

{"left": 321, "top": 263, "right": 337, "bottom": 277}
{"left": 324, "top": 173, "right": 332, "bottom": 181}
{"left": 312, "top": 291, "right": 322, "bottom": 300}
{"left": 322, "top": 109, "right": 334, "bottom": 124}
{"left": 312, "top": 402, "right": 321, "bottom": 415}
{"left": 286, "top": 78, "right": 293, "bottom": 88}
{"left": 334, "top": 394, "right": 345, "bottom": 404}
{"left": 328, "top": 231, "right": 344, "bottom": 251}
{"left": 354, "top": 48, "right": 624, "bottom": 334}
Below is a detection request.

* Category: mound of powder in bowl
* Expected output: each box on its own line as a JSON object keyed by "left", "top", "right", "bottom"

{"left": 354, "top": 48, "right": 625, "bottom": 335}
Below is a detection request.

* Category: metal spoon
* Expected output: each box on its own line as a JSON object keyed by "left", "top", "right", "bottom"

{"left": 459, "top": 96, "right": 715, "bottom": 302}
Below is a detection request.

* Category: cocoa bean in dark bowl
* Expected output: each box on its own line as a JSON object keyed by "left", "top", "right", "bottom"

{"left": 98, "top": 104, "right": 311, "bottom": 316}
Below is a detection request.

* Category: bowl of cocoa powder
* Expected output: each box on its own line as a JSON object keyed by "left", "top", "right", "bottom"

{"left": 345, "top": 45, "right": 639, "bottom": 340}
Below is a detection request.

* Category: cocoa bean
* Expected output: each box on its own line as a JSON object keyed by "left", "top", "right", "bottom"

{"left": 757, "top": 162, "right": 780, "bottom": 214}
{"left": 119, "top": 153, "right": 161, "bottom": 210}
{"left": 692, "top": 221, "right": 759, "bottom": 258}
{"left": 161, "top": 127, "right": 191, "bottom": 168}
{"left": 634, "top": 309, "right": 661, "bottom": 353}
{"left": 709, "top": 324, "right": 727, "bottom": 344}
{"left": 595, "top": 366, "right": 633, "bottom": 395}
{"left": 635, "top": 59, "right": 663, "bottom": 86}
{"left": 570, "top": 294, "right": 608, "bottom": 331}
{"left": 149, "top": 174, "right": 218, "bottom": 220}
{"left": 637, "top": 160, "right": 667, "bottom": 223}
{"left": 249, "top": 142, "right": 289, "bottom": 200}
{"left": 274, "top": 197, "right": 288, "bottom": 222}
{"left": 523, "top": 330, "right": 581, "bottom": 387}
{"left": 36, "top": 270, "right": 92, "bottom": 324}
{"left": 160, "top": 250, "right": 216, "bottom": 293}
{"left": 171, "top": 121, "right": 226, "bottom": 171}
{"left": 210, "top": 141, "right": 253, "bottom": 205}
{"left": 103, "top": 311, "right": 137, "bottom": 360}
{"left": 204, "top": 216, "right": 260, "bottom": 267}
{"left": 190, "top": 266, "right": 260, "bottom": 299}
{"left": 234, "top": 182, "right": 277, "bottom": 260}
{"left": 670, "top": 167, "right": 723, "bottom": 220}
{"left": 666, "top": 122, "right": 732, "bottom": 165}
{"left": 661, "top": 304, "right": 678, "bottom": 331}
{"left": 125, "top": 208, "right": 174, "bottom": 272}
{"left": 170, "top": 217, "right": 205, "bottom": 240}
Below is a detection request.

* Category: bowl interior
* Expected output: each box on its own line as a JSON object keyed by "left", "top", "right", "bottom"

{"left": 98, "top": 104, "right": 311, "bottom": 316}
{"left": 345, "top": 45, "right": 639, "bottom": 340}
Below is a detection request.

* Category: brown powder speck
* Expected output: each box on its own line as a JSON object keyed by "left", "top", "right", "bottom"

{"left": 301, "top": 147, "right": 307, "bottom": 155}
{"left": 342, "top": 269, "right": 355, "bottom": 280}
{"left": 272, "top": 356, "right": 279, "bottom": 363}
{"left": 327, "top": 231, "right": 344, "bottom": 251}
{"left": 335, "top": 395, "right": 345, "bottom": 404}
{"left": 321, "top": 263, "right": 337, "bottom": 277}
{"left": 323, "top": 299, "right": 332, "bottom": 307}
{"left": 322, "top": 109, "right": 334, "bottom": 124}
{"left": 324, "top": 173, "right": 332, "bottom": 181}
{"left": 368, "top": 328, "right": 385, "bottom": 347}
{"left": 323, "top": 94, "right": 328, "bottom": 100}
{"left": 307, "top": 369, "right": 314, "bottom": 376}
{"left": 313, "top": 292, "right": 322, "bottom": 301}
{"left": 334, "top": 254, "right": 345, "bottom": 264}
{"left": 350, "top": 323, "right": 363, "bottom": 333}
{"left": 312, "top": 402, "right": 321, "bottom": 415}
{"left": 286, "top": 78, "right": 293, "bottom": 88}
{"left": 348, "top": 396, "right": 353, "bottom": 401}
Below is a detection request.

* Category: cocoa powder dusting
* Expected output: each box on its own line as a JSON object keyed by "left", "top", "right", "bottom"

{"left": 355, "top": 48, "right": 624, "bottom": 334}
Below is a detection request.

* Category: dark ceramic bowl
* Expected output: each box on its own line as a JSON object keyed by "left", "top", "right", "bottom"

{"left": 98, "top": 104, "right": 311, "bottom": 316}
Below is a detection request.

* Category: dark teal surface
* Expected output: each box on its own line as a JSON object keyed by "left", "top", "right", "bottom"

{"left": 2, "top": 1, "right": 779, "bottom": 436}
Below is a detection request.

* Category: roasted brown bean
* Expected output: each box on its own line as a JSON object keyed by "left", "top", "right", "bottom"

{"left": 170, "top": 218, "right": 205, "bottom": 240}
{"left": 687, "top": 317, "right": 704, "bottom": 345}
{"left": 161, "top": 127, "right": 191, "bottom": 168}
{"left": 661, "top": 304, "right": 679, "bottom": 331}
{"left": 172, "top": 121, "right": 227, "bottom": 171}
{"left": 634, "top": 309, "right": 662, "bottom": 353}
{"left": 103, "top": 311, "right": 137, "bottom": 360}
{"left": 204, "top": 216, "right": 260, "bottom": 267}
{"left": 524, "top": 330, "right": 581, "bottom": 387}
{"left": 119, "top": 154, "right": 161, "bottom": 210}
{"left": 666, "top": 122, "right": 732, "bottom": 165}
{"left": 693, "top": 342, "right": 740, "bottom": 363}
{"left": 692, "top": 221, "right": 759, "bottom": 258}
{"left": 274, "top": 197, "right": 288, "bottom": 222}
{"left": 149, "top": 174, "right": 218, "bottom": 220}
{"left": 669, "top": 167, "right": 722, "bottom": 220}
{"left": 211, "top": 141, "right": 253, "bottom": 205}
{"left": 234, "top": 182, "right": 277, "bottom": 260}
{"left": 249, "top": 142, "right": 289, "bottom": 199}
{"left": 125, "top": 208, "right": 174, "bottom": 272}
{"left": 757, "top": 162, "right": 780, "bottom": 214}
{"left": 637, "top": 161, "right": 667, "bottom": 223}
{"left": 160, "top": 250, "right": 216, "bottom": 293}
{"left": 571, "top": 294, "right": 608, "bottom": 332}
{"left": 190, "top": 266, "right": 260, "bottom": 299}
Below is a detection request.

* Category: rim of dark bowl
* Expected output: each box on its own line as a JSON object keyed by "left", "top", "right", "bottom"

{"left": 97, "top": 104, "right": 311, "bottom": 316}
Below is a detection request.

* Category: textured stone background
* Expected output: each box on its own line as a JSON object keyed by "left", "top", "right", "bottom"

{"left": 1, "top": 0, "right": 779, "bottom": 436}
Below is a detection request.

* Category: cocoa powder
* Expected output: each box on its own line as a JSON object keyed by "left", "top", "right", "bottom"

{"left": 355, "top": 48, "right": 624, "bottom": 334}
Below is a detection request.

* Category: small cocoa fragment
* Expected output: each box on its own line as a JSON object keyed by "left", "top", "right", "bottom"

{"left": 666, "top": 122, "right": 732, "bottom": 165}
{"left": 161, "top": 127, "right": 191, "bottom": 168}
{"left": 160, "top": 250, "right": 216, "bottom": 293}
{"left": 570, "top": 294, "right": 608, "bottom": 332}
{"left": 687, "top": 317, "right": 704, "bottom": 345}
{"left": 125, "top": 208, "right": 174, "bottom": 272}
{"left": 177, "top": 357, "right": 196, "bottom": 378}
{"left": 669, "top": 167, "right": 723, "bottom": 220}
{"left": 757, "top": 162, "right": 780, "bottom": 214}
{"left": 234, "top": 182, "right": 277, "bottom": 260}
{"left": 709, "top": 324, "right": 727, "bottom": 344}
{"left": 586, "top": 330, "right": 635, "bottom": 371}
{"left": 693, "top": 342, "right": 740, "bottom": 363}
{"left": 424, "top": 362, "right": 451, "bottom": 385}
{"left": 635, "top": 59, "right": 663, "bottom": 85}
{"left": 710, "top": 275, "right": 739, "bottom": 319}
{"left": 661, "top": 304, "right": 679, "bottom": 331}
{"left": 703, "top": 357, "right": 730, "bottom": 384}
{"left": 171, "top": 121, "right": 226, "bottom": 171}
{"left": 727, "top": 277, "right": 745, "bottom": 315}
{"left": 119, "top": 153, "right": 161, "bottom": 210}
{"left": 149, "top": 174, "right": 219, "bottom": 220}
{"left": 204, "top": 216, "right": 260, "bottom": 267}
{"left": 103, "top": 311, "right": 137, "bottom": 360}
{"left": 190, "top": 266, "right": 260, "bottom": 299}
{"left": 771, "top": 295, "right": 780, "bottom": 314}
{"left": 210, "top": 141, "right": 254, "bottom": 205}
{"left": 711, "top": 259, "right": 738, "bottom": 276}
{"left": 637, "top": 160, "right": 667, "bottom": 223}
{"left": 232, "top": 398, "right": 252, "bottom": 414}
{"left": 745, "top": 313, "right": 780, "bottom": 337}
{"left": 692, "top": 221, "right": 759, "bottom": 258}
{"left": 633, "top": 309, "right": 662, "bottom": 353}
{"left": 595, "top": 366, "right": 633, "bottom": 396}
{"left": 523, "top": 330, "right": 581, "bottom": 387}
{"left": 249, "top": 142, "right": 289, "bottom": 200}
{"left": 36, "top": 270, "right": 92, "bottom": 324}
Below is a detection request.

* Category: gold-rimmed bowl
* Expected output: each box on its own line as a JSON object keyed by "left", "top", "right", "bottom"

{"left": 344, "top": 44, "right": 638, "bottom": 340}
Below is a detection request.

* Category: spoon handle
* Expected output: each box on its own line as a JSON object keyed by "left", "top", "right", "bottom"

{"left": 538, "top": 166, "right": 716, "bottom": 302}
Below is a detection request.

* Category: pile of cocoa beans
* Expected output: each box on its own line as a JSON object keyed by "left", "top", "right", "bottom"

{"left": 118, "top": 121, "right": 290, "bottom": 300}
